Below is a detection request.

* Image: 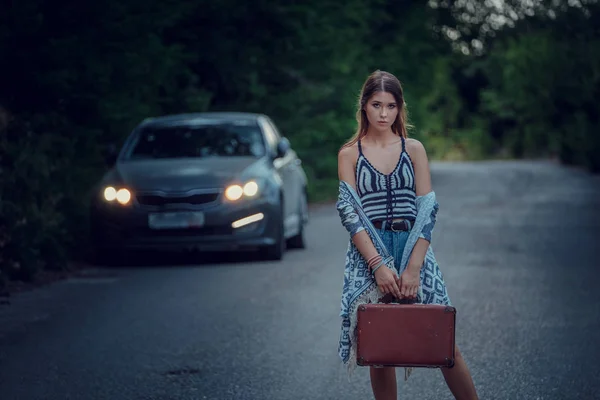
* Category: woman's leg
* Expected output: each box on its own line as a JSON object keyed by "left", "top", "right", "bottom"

{"left": 441, "top": 345, "right": 479, "bottom": 399}
{"left": 370, "top": 367, "right": 397, "bottom": 400}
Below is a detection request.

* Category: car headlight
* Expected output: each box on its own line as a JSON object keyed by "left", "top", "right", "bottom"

{"left": 243, "top": 181, "right": 259, "bottom": 196}
{"left": 224, "top": 180, "right": 260, "bottom": 201}
{"left": 103, "top": 186, "right": 132, "bottom": 205}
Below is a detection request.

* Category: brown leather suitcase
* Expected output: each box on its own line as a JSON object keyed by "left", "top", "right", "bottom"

{"left": 356, "top": 302, "right": 456, "bottom": 368}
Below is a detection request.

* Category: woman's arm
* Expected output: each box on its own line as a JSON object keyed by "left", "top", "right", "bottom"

{"left": 337, "top": 146, "right": 380, "bottom": 261}
{"left": 406, "top": 139, "right": 433, "bottom": 271}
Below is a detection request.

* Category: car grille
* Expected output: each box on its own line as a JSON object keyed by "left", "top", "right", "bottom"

{"left": 136, "top": 192, "right": 220, "bottom": 207}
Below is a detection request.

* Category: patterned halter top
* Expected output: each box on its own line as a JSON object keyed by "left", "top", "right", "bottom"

{"left": 355, "top": 137, "right": 417, "bottom": 223}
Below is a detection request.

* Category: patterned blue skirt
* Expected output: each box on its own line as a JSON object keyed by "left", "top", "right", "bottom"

{"left": 375, "top": 228, "right": 452, "bottom": 306}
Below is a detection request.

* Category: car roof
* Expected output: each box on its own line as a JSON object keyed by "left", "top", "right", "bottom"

{"left": 139, "top": 112, "right": 264, "bottom": 128}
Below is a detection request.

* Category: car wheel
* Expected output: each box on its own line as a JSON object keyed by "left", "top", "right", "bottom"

{"left": 287, "top": 190, "right": 307, "bottom": 249}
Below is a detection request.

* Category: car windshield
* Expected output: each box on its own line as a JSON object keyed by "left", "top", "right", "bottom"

{"left": 125, "top": 121, "right": 266, "bottom": 160}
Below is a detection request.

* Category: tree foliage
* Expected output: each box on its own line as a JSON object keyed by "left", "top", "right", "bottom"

{"left": 0, "top": 0, "right": 598, "bottom": 285}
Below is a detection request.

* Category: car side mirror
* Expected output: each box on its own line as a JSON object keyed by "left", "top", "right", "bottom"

{"left": 104, "top": 144, "right": 118, "bottom": 166}
{"left": 276, "top": 137, "right": 291, "bottom": 159}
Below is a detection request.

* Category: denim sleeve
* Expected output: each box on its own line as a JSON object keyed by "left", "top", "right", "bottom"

{"left": 336, "top": 199, "right": 365, "bottom": 237}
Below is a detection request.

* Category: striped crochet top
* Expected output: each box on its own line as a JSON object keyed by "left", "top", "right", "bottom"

{"left": 355, "top": 137, "right": 417, "bottom": 223}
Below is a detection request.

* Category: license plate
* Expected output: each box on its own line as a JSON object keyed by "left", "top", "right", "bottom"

{"left": 148, "top": 212, "right": 205, "bottom": 230}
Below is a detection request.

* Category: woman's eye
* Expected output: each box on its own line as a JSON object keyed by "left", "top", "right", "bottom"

{"left": 389, "top": 105, "right": 396, "bottom": 109}
{"left": 372, "top": 104, "right": 380, "bottom": 108}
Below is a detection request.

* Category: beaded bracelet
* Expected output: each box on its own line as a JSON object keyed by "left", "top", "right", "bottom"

{"left": 371, "top": 259, "right": 385, "bottom": 276}
{"left": 366, "top": 254, "right": 379, "bottom": 266}
{"left": 368, "top": 255, "right": 382, "bottom": 270}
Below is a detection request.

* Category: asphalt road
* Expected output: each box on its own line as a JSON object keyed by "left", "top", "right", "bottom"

{"left": 1, "top": 160, "right": 599, "bottom": 400}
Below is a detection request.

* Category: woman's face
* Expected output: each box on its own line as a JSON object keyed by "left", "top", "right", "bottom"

{"left": 364, "top": 91, "right": 399, "bottom": 132}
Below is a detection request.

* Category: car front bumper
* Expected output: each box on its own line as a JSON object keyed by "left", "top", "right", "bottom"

{"left": 90, "top": 196, "right": 281, "bottom": 252}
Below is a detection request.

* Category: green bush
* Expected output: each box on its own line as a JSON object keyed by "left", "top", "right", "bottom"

{"left": 0, "top": 111, "right": 68, "bottom": 284}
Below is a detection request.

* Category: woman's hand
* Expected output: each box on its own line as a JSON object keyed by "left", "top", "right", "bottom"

{"left": 399, "top": 267, "right": 420, "bottom": 299}
{"left": 374, "top": 265, "right": 402, "bottom": 299}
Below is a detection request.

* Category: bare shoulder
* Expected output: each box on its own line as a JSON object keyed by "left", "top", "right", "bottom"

{"left": 405, "top": 138, "right": 428, "bottom": 162}
{"left": 338, "top": 143, "right": 359, "bottom": 163}
{"left": 338, "top": 143, "right": 359, "bottom": 183}
{"left": 405, "top": 138, "right": 432, "bottom": 194}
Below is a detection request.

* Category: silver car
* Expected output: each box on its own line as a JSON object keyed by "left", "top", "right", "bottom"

{"left": 89, "top": 112, "right": 309, "bottom": 263}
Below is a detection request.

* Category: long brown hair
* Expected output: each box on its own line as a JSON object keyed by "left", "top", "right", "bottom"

{"left": 342, "top": 70, "right": 412, "bottom": 150}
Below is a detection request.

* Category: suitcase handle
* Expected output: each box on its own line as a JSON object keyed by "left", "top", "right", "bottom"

{"left": 378, "top": 293, "right": 419, "bottom": 304}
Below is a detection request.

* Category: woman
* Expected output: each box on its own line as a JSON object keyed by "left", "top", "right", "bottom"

{"left": 336, "top": 70, "right": 479, "bottom": 400}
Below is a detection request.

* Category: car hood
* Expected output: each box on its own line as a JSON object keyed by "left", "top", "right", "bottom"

{"left": 103, "top": 157, "right": 267, "bottom": 192}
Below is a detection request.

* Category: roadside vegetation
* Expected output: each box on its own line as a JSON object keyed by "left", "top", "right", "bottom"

{"left": 1, "top": 1, "right": 598, "bottom": 287}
